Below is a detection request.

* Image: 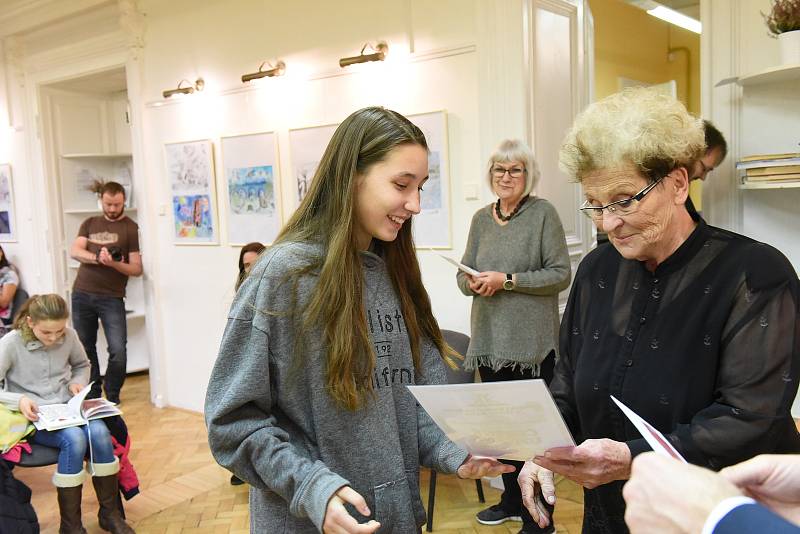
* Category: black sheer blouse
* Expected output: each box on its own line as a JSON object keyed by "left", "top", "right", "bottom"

{"left": 551, "top": 218, "right": 800, "bottom": 534}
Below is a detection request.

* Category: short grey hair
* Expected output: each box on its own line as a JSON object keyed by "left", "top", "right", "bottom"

{"left": 486, "top": 139, "right": 540, "bottom": 197}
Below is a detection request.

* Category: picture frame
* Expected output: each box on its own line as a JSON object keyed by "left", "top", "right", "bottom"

{"left": 164, "top": 139, "right": 219, "bottom": 245}
{"left": 287, "top": 122, "right": 338, "bottom": 207}
{"left": 220, "top": 132, "right": 282, "bottom": 246}
{"left": 0, "top": 164, "right": 17, "bottom": 242}
{"left": 408, "top": 111, "right": 452, "bottom": 249}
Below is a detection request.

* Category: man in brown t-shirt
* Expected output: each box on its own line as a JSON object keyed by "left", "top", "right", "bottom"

{"left": 70, "top": 181, "right": 142, "bottom": 403}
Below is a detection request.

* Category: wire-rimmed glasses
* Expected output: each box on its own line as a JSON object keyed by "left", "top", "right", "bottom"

{"left": 579, "top": 175, "right": 665, "bottom": 221}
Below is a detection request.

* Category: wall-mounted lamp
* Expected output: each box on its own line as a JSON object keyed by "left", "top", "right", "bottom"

{"left": 162, "top": 78, "right": 205, "bottom": 99}
{"left": 339, "top": 42, "right": 388, "bottom": 68}
{"left": 241, "top": 61, "right": 286, "bottom": 83}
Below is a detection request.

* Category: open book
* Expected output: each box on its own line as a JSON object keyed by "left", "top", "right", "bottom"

{"left": 34, "top": 382, "right": 121, "bottom": 431}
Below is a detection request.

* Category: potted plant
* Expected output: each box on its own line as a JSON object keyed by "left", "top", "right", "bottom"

{"left": 764, "top": 0, "right": 800, "bottom": 65}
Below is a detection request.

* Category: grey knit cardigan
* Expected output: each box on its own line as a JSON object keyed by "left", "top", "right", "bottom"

{"left": 456, "top": 196, "right": 571, "bottom": 374}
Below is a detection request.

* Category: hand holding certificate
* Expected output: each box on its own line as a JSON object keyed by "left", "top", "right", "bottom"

{"left": 407, "top": 379, "right": 574, "bottom": 461}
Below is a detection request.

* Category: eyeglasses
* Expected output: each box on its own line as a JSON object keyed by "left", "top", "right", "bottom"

{"left": 491, "top": 165, "right": 526, "bottom": 179}
{"left": 579, "top": 175, "right": 665, "bottom": 221}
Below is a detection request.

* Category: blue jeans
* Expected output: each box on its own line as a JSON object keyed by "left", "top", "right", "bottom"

{"left": 31, "top": 420, "right": 115, "bottom": 474}
{"left": 71, "top": 290, "right": 127, "bottom": 402}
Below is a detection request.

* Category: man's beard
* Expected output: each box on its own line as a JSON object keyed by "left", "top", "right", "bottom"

{"left": 104, "top": 207, "right": 124, "bottom": 220}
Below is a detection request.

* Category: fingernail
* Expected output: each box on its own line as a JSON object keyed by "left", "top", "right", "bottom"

{"left": 362, "top": 506, "right": 371, "bottom": 515}
{"left": 547, "top": 496, "right": 555, "bottom": 504}
{"left": 545, "top": 452, "right": 552, "bottom": 458}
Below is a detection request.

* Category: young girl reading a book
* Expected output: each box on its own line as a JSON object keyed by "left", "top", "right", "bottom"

{"left": 0, "top": 294, "right": 134, "bottom": 534}
{"left": 205, "top": 107, "right": 513, "bottom": 534}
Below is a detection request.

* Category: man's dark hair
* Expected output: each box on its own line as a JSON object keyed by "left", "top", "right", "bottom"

{"left": 703, "top": 120, "right": 728, "bottom": 159}
{"left": 100, "top": 181, "right": 126, "bottom": 198}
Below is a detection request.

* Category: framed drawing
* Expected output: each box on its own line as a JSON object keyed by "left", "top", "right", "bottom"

{"left": 165, "top": 140, "right": 219, "bottom": 245}
{"left": 0, "top": 164, "right": 15, "bottom": 242}
{"left": 221, "top": 132, "right": 282, "bottom": 246}
{"left": 288, "top": 123, "right": 338, "bottom": 206}
{"left": 408, "top": 111, "right": 451, "bottom": 248}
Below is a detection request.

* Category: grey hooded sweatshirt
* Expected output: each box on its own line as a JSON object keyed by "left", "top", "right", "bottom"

{"left": 205, "top": 242, "right": 468, "bottom": 533}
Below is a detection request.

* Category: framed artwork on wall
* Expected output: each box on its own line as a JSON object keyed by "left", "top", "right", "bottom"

{"left": 164, "top": 139, "right": 219, "bottom": 245}
{"left": 408, "top": 111, "right": 452, "bottom": 249}
{"left": 220, "top": 132, "right": 282, "bottom": 246}
{"left": 0, "top": 164, "right": 16, "bottom": 242}
{"left": 287, "top": 122, "right": 338, "bottom": 207}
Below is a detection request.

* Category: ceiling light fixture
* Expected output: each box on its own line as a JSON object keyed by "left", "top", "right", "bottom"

{"left": 162, "top": 78, "right": 205, "bottom": 99}
{"left": 339, "top": 42, "right": 388, "bottom": 68}
{"left": 647, "top": 5, "right": 701, "bottom": 34}
{"left": 241, "top": 61, "right": 286, "bottom": 83}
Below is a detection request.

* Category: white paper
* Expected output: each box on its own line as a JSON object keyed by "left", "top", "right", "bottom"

{"left": 610, "top": 395, "right": 686, "bottom": 462}
{"left": 407, "top": 379, "right": 574, "bottom": 460}
{"left": 436, "top": 253, "right": 480, "bottom": 277}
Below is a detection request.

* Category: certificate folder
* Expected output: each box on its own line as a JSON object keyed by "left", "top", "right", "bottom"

{"left": 407, "top": 379, "right": 574, "bottom": 461}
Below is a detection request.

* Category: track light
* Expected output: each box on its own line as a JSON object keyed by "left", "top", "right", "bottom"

{"left": 162, "top": 78, "right": 205, "bottom": 99}
{"left": 339, "top": 42, "right": 388, "bottom": 68}
{"left": 241, "top": 61, "right": 286, "bottom": 83}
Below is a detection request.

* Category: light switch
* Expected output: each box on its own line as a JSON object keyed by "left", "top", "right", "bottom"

{"left": 158, "top": 204, "right": 167, "bottom": 216}
{"left": 464, "top": 184, "right": 479, "bottom": 200}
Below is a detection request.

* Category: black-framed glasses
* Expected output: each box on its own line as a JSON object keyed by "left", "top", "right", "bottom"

{"left": 579, "top": 175, "right": 665, "bottom": 221}
{"left": 491, "top": 165, "right": 526, "bottom": 179}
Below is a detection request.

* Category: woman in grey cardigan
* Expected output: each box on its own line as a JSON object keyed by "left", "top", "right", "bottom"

{"left": 457, "top": 139, "right": 571, "bottom": 534}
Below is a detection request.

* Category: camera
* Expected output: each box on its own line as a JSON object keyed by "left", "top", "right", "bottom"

{"left": 108, "top": 246, "right": 124, "bottom": 262}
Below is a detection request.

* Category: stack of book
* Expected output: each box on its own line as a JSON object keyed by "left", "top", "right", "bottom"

{"left": 736, "top": 153, "right": 800, "bottom": 183}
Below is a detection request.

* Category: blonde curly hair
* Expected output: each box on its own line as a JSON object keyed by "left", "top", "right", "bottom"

{"left": 559, "top": 87, "right": 705, "bottom": 182}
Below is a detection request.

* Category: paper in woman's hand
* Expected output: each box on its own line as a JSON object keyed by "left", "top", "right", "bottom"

{"left": 436, "top": 254, "right": 480, "bottom": 277}
{"left": 407, "top": 379, "right": 574, "bottom": 461}
{"left": 611, "top": 395, "right": 686, "bottom": 462}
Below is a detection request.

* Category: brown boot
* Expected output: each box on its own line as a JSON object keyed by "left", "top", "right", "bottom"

{"left": 54, "top": 470, "right": 88, "bottom": 534}
{"left": 92, "top": 474, "right": 135, "bottom": 533}
{"left": 56, "top": 486, "right": 87, "bottom": 534}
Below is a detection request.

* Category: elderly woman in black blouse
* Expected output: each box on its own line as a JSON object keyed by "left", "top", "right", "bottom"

{"left": 519, "top": 87, "right": 800, "bottom": 534}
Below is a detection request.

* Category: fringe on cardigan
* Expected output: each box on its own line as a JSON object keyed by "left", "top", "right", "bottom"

{"left": 463, "top": 352, "right": 553, "bottom": 377}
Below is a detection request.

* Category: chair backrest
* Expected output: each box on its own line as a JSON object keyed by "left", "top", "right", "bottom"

{"left": 441, "top": 329, "right": 475, "bottom": 385}
{"left": 10, "top": 288, "right": 28, "bottom": 322}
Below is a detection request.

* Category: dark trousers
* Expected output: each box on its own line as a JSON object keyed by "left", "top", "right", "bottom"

{"left": 478, "top": 351, "right": 556, "bottom": 529}
{"left": 71, "top": 290, "right": 127, "bottom": 403}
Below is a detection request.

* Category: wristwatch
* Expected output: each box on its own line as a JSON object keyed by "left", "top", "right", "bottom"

{"left": 503, "top": 273, "right": 515, "bottom": 291}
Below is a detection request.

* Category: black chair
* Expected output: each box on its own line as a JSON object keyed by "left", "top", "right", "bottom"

{"left": 425, "top": 329, "right": 485, "bottom": 532}
{"left": 12, "top": 442, "right": 126, "bottom": 518}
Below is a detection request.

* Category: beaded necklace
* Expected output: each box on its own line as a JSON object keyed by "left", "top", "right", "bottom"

{"left": 495, "top": 195, "right": 528, "bottom": 222}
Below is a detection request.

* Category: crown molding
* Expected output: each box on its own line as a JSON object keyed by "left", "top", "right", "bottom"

{"left": 0, "top": 0, "right": 113, "bottom": 38}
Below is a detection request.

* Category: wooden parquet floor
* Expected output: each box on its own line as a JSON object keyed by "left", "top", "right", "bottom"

{"left": 14, "top": 374, "right": 585, "bottom": 533}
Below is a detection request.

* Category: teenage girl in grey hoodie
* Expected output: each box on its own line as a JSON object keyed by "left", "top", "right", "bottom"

{"left": 205, "top": 107, "right": 513, "bottom": 534}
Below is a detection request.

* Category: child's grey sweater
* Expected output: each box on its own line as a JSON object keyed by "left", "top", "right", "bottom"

{"left": 205, "top": 241, "right": 467, "bottom": 533}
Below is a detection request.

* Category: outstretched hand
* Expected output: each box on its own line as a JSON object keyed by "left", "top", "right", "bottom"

{"left": 323, "top": 486, "right": 380, "bottom": 534}
{"left": 457, "top": 455, "right": 516, "bottom": 479}
{"left": 534, "top": 438, "right": 632, "bottom": 489}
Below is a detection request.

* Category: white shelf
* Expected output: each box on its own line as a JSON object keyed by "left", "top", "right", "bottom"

{"left": 737, "top": 64, "right": 800, "bottom": 86}
{"left": 740, "top": 180, "right": 800, "bottom": 190}
{"left": 63, "top": 207, "right": 136, "bottom": 214}
{"left": 60, "top": 153, "right": 132, "bottom": 159}
{"left": 126, "top": 312, "right": 145, "bottom": 320}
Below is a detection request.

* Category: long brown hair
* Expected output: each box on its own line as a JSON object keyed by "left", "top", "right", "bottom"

{"left": 276, "top": 106, "right": 451, "bottom": 410}
{"left": 13, "top": 294, "right": 69, "bottom": 342}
